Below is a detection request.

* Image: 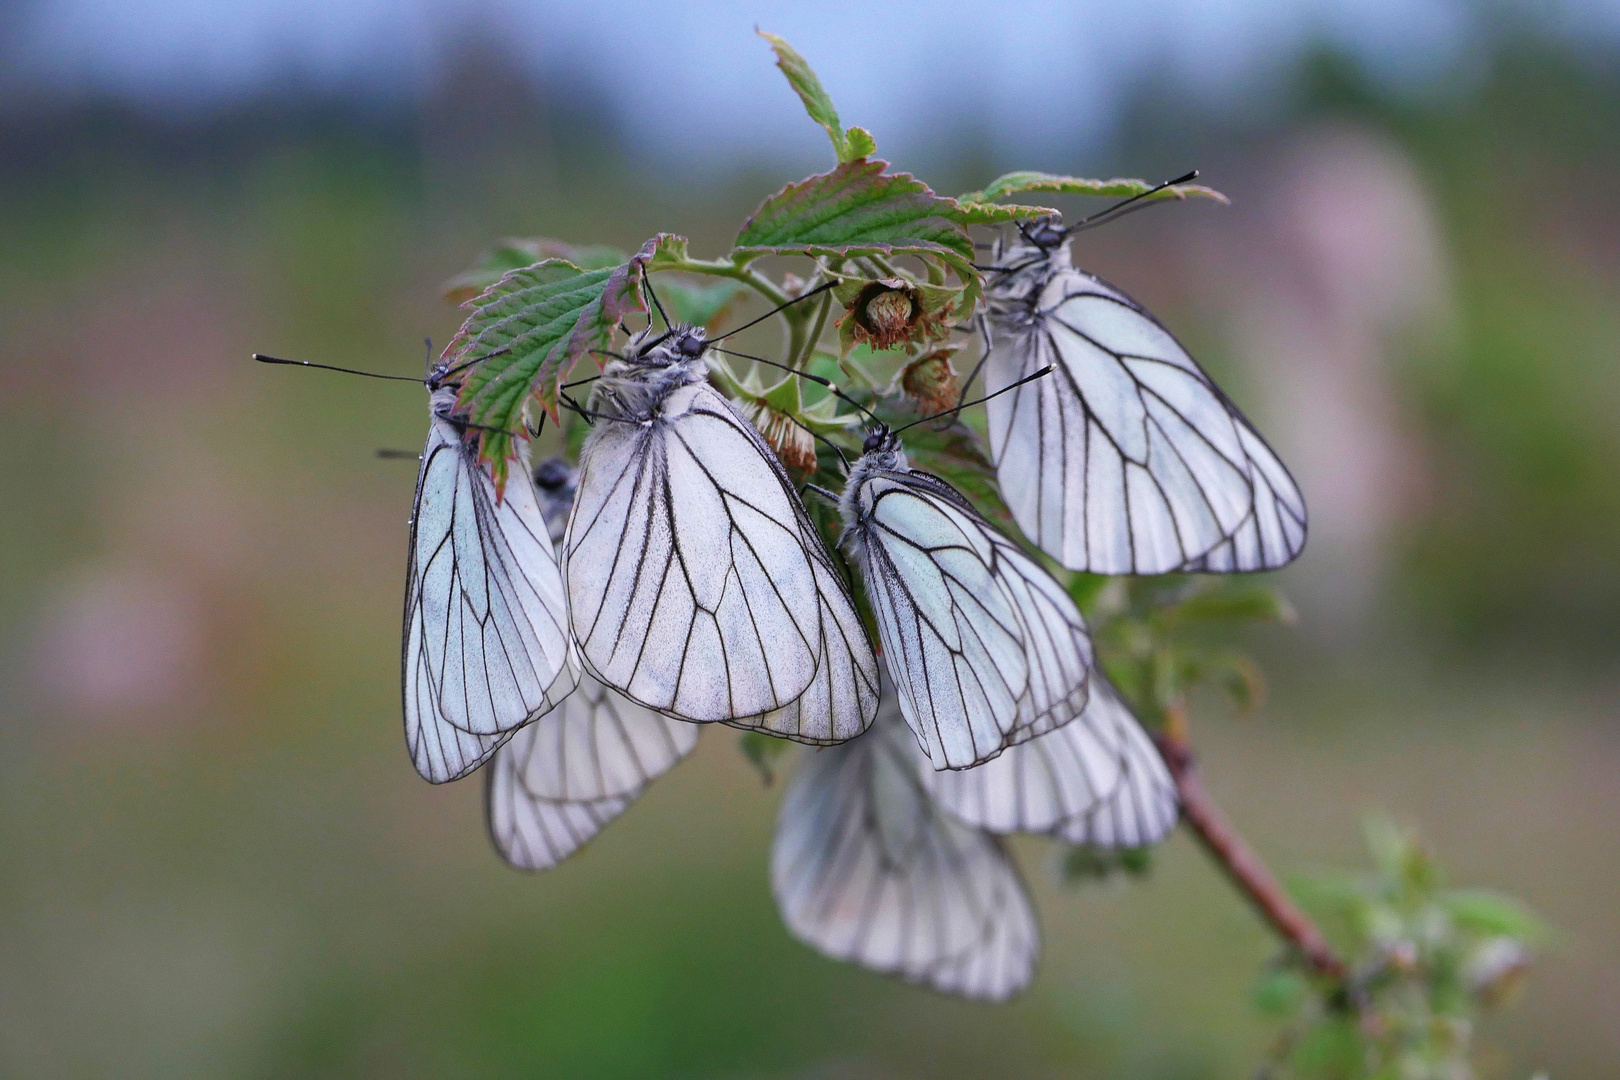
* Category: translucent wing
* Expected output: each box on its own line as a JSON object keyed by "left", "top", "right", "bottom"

{"left": 403, "top": 394, "right": 576, "bottom": 783}
{"left": 1053, "top": 681, "right": 1179, "bottom": 848}
{"left": 771, "top": 705, "right": 1039, "bottom": 1001}
{"left": 566, "top": 382, "right": 877, "bottom": 740}
{"left": 848, "top": 467, "right": 1090, "bottom": 770}
{"left": 986, "top": 263, "right": 1307, "bottom": 574}
{"left": 923, "top": 677, "right": 1178, "bottom": 847}
{"left": 512, "top": 670, "right": 699, "bottom": 802}
{"left": 486, "top": 720, "right": 634, "bottom": 871}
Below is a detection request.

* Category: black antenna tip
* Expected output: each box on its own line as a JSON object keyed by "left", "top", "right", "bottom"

{"left": 1169, "top": 169, "right": 1199, "bottom": 186}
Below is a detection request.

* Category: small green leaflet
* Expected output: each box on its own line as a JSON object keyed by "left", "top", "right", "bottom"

{"left": 957, "top": 172, "right": 1229, "bottom": 209}
{"left": 735, "top": 159, "right": 975, "bottom": 276}
{"left": 444, "top": 248, "right": 648, "bottom": 479}
{"left": 758, "top": 30, "right": 875, "bottom": 164}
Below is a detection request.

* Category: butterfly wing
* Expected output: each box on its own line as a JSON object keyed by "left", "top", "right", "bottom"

{"left": 986, "top": 266, "right": 1306, "bottom": 574}
{"left": 510, "top": 669, "right": 700, "bottom": 801}
{"left": 850, "top": 468, "right": 1090, "bottom": 770}
{"left": 566, "top": 383, "right": 877, "bottom": 740}
{"left": 403, "top": 405, "right": 576, "bottom": 783}
{"left": 1053, "top": 681, "right": 1180, "bottom": 848}
{"left": 485, "top": 720, "right": 635, "bottom": 871}
{"left": 771, "top": 708, "right": 1039, "bottom": 1001}
{"left": 923, "top": 677, "right": 1178, "bottom": 846}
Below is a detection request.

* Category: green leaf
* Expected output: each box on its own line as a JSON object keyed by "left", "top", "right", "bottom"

{"left": 950, "top": 200, "right": 1060, "bottom": 226}
{"left": 1253, "top": 966, "right": 1308, "bottom": 1018}
{"left": 1441, "top": 890, "right": 1546, "bottom": 942}
{"left": 1173, "top": 584, "right": 1297, "bottom": 626}
{"left": 958, "top": 172, "right": 1230, "bottom": 206}
{"left": 734, "top": 160, "right": 976, "bottom": 276}
{"left": 1066, "top": 572, "right": 1111, "bottom": 615}
{"left": 757, "top": 31, "right": 873, "bottom": 163}
{"left": 739, "top": 731, "right": 795, "bottom": 786}
{"left": 442, "top": 237, "right": 627, "bottom": 304}
{"left": 842, "top": 126, "right": 876, "bottom": 160}
{"left": 640, "top": 233, "right": 691, "bottom": 271}
{"left": 446, "top": 247, "right": 648, "bottom": 477}
{"left": 658, "top": 279, "right": 748, "bottom": 330}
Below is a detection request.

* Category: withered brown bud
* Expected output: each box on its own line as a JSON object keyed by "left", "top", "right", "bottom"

{"left": 899, "top": 349, "right": 963, "bottom": 416}
{"left": 741, "top": 401, "right": 818, "bottom": 475}
{"left": 840, "top": 278, "right": 926, "bottom": 351}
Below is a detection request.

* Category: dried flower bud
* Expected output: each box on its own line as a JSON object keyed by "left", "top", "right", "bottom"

{"left": 899, "top": 348, "right": 963, "bottom": 416}
{"left": 839, "top": 278, "right": 933, "bottom": 351}
{"left": 741, "top": 400, "right": 818, "bottom": 475}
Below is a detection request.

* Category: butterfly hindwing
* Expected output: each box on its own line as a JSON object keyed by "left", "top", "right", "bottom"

{"left": 922, "top": 676, "right": 1178, "bottom": 847}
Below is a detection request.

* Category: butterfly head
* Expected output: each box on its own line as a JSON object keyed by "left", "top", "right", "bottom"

{"left": 988, "top": 216, "right": 1072, "bottom": 312}
{"left": 839, "top": 423, "right": 909, "bottom": 532}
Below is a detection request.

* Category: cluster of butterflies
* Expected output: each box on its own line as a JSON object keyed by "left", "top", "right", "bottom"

{"left": 394, "top": 215, "right": 1307, "bottom": 1001}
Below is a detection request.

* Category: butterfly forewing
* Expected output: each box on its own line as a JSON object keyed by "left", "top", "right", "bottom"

{"left": 923, "top": 677, "right": 1178, "bottom": 846}
{"left": 771, "top": 706, "right": 1039, "bottom": 1001}
{"left": 403, "top": 397, "right": 576, "bottom": 783}
{"left": 566, "top": 380, "right": 877, "bottom": 740}
{"left": 986, "top": 242, "right": 1307, "bottom": 574}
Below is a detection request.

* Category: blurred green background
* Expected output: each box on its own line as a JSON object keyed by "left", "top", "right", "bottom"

{"left": 2, "top": 4, "right": 1618, "bottom": 1077}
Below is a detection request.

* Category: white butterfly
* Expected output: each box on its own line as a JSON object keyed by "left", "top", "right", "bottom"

{"left": 487, "top": 458, "right": 702, "bottom": 870}
{"left": 402, "top": 386, "right": 576, "bottom": 783}
{"left": 564, "top": 324, "right": 879, "bottom": 742}
{"left": 982, "top": 218, "right": 1307, "bottom": 574}
{"left": 921, "top": 675, "right": 1178, "bottom": 849}
{"left": 771, "top": 690, "right": 1038, "bottom": 1001}
{"left": 838, "top": 425, "right": 1092, "bottom": 770}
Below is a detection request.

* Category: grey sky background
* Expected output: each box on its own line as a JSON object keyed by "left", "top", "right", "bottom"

{"left": 6, "top": 0, "right": 1619, "bottom": 172}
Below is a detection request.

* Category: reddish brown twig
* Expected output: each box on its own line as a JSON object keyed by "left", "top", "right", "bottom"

{"left": 1156, "top": 714, "right": 1347, "bottom": 980}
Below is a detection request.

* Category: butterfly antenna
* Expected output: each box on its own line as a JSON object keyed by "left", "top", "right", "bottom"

{"left": 710, "top": 345, "right": 880, "bottom": 425}
{"left": 376, "top": 448, "right": 419, "bottom": 460}
{"left": 784, "top": 413, "right": 851, "bottom": 472}
{"left": 1064, "top": 170, "right": 1201, "bottom": 236}
{"left": 710, "top": 280, "right": 836, "bottom": 343}
{"left": 253, "top": 353, "right": 424, "bottom": 383}
{"left": 893, "top": 365, "right": 1054, "bottom": 435}
{"left": 640, "top": 264, "right": 673, "bottom": 330}
{"left": 952, "top": 315, "right": 995, "bottom": 413}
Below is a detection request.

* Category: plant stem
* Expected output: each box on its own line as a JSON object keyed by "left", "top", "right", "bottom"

{"left": 795, "top": 290, "right": 834, "bottom": 368}
{"left": 659, "top": 255, "right": 792, "bottom": 310}
{"left": 1156, "top": 709, "right": 1347, "bottom": 980}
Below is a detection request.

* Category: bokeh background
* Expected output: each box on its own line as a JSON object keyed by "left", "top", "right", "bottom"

{"left": 2, "top": 2, "right": 1618, "bottom": 1076}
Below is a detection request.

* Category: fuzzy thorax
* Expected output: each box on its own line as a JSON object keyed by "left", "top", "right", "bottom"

{"left": 987, "top": 217, "right": 1074, "bottom": 319}
{"left": 839, "top": 428, "right": 909, "bottom": 539}
{"left": 589, "top": 323, "right": 710, "bottom": 422}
